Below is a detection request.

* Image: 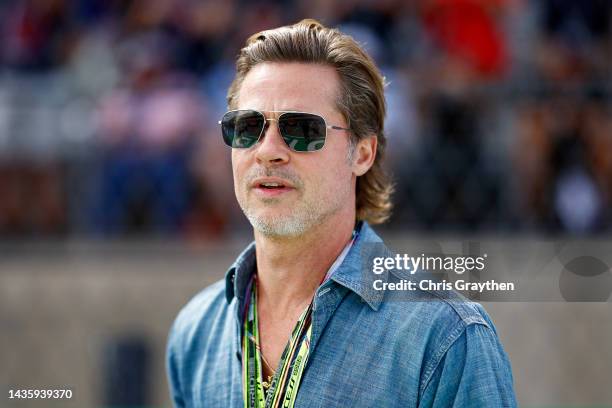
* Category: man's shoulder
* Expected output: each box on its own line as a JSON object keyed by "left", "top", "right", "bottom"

{"left": 169, "top": 279, "right": 231, "bottom": 346}
{"left": 408, "top": 284, "right": 492, "bottom": 327}
{"left": 377, "top": 282, "right": 493, "bottom": 336}
{"left": 372, "top": 283, "right": 501, "bottom": 387}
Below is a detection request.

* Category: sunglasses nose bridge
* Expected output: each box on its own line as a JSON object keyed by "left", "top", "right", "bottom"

{"left": 259, "top": 117, "right": 284, "bottom": 144}
{"left": 255, "top": 116, "right": 291, "bottom": 159}
{"left": 263, "top": 117, "right": 279, "bottom": 133}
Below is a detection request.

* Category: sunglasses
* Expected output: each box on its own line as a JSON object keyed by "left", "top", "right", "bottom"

{"left": 219, "top": 109, "right": 350, "bottom": 152}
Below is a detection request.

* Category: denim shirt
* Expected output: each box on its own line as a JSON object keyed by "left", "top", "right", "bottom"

{"left": 166, "top": 222, "right": 517, "bottom": 407}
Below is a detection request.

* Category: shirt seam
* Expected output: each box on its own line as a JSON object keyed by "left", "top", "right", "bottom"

{"left": 424, "top": 290, "right": 491, "bottom": 327}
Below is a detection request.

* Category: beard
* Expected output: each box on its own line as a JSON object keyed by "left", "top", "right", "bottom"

{"left": 237, "top": 167, "right": 348, "bottom": 238}
{"left": 243, "top": 203, "right": 314, "bottom": 238}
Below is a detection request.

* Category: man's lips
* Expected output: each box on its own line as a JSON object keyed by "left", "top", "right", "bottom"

{"left": 250, "top": 177, "right": 296, "bottom": 197}
{"left": 251, "top": 177, "right": 295, "bottom": 189}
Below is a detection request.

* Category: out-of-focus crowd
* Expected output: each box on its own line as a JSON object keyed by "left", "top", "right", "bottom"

{"left": 0, "top": 0, "right": 610, "bottom": 238}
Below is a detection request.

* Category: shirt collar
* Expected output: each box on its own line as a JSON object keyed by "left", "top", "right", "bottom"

{"left": 224, "top": 221, "right": 387, "bottom": 311}
{"left": 328, "top": 221, "right": 387, "bottom": 311}
{"left": 224, "top": 241, "right": 256, "bottom": 304}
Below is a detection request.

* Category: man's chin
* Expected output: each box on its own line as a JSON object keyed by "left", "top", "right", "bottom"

{"left": 247, "top": 214, "right": 309, "bottom": 238}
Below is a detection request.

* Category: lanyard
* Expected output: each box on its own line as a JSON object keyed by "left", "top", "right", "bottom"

{"left": 242, "top": 276, "right": 312, "bottom": 408}
{"left": 242, "top": 228, "right": 359, "bottom": 407}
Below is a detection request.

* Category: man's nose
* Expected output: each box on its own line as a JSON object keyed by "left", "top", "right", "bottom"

{"left": 254, "top": 119, "right": 290, "bottom": 165}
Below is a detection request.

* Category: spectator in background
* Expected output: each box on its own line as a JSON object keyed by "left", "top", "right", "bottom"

{"left": 1, "top": 0, "right": 75, "bottom": 71}
{"left": 515, "top": 91, "right": 610, "bottom": 234}
{"left": 422, "top": 0, "right": 509, "bottom": 79}
{"left": 514, "top": 0, "right": 611, "bottom": 234}
{"left": 391, "top": 0, "right": 510, "bottom": 231}
{"left": 92, "top": 31, "right": 205, "bottom": 236}
{"left": 0, "top": 0, "right": 74, "bottom": 236}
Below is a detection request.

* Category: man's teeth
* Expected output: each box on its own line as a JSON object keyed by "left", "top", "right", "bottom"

{"left": 261, "top": 182, "right": 282, "bottom": 187}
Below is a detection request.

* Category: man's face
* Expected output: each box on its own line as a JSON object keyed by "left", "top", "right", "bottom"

{"left": 231, "top": 62, "right": 356, "bottom": 238}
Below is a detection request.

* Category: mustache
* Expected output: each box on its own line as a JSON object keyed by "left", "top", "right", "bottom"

{"left": 245, "top": 167, "right": 303, "bottom": 189}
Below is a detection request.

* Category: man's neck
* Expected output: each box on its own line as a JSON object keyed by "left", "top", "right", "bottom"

{"left": 253, "top": 214, "right": 355, "bottom": 316}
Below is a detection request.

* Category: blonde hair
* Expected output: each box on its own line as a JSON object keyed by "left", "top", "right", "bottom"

{"left": 227, "top": 19, "right": 393, "bottom": 224}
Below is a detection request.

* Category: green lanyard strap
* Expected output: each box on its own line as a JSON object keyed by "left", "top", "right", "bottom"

{"left": 242, "top": 276, "right": 313, "bottom": 408}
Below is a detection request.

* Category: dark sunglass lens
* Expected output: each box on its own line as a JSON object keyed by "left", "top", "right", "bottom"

{"left": 278, "top": 113, "right": 326, "bottom": 152}
{"left": 221, "top": 110, "right": 264, "bottom": 148}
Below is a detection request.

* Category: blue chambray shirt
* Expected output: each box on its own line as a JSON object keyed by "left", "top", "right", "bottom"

{"left": 166, "top": 222, "right": 517, "bottom": 407}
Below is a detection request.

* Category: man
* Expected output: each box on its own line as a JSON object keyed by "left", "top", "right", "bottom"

{"left": 166, "top": 19, "right": 516, "bottom": 407}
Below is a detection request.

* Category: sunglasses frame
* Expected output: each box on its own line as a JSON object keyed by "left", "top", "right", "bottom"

{"left": 218, "top": 109, "right": 351, "bottom": 152}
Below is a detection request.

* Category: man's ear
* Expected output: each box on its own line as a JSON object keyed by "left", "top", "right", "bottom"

{"left": 352, "top": 135, "right": 377, "bottom": 176}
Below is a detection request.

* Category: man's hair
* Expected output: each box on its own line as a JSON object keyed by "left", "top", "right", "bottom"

{"left": 227, "top": 19, "right": 393, "bottom": 224}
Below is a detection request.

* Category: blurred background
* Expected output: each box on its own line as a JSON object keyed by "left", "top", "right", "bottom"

{"left": 0, "top": 0, "right": 610, "bottom": 406}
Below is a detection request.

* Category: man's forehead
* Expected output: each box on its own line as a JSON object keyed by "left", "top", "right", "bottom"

{"left": 236, "top": 62, "right": 341, "bottom": 111}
